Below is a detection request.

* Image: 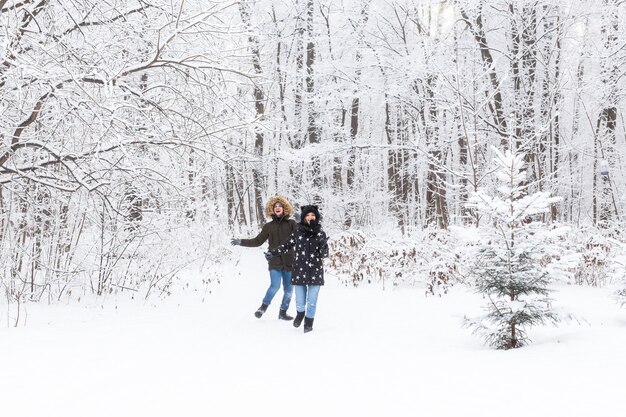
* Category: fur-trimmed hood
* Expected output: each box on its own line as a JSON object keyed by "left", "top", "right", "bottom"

{"left": 265, "top": 195, "right": 294, "bottom": 218}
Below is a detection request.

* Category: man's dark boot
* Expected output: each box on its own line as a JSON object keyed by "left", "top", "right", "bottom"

{"left": 303, "top": 317, "right": 314, "bottom": 333}
{"left": 293, "top": 311, "right": 305, "bottom": 328}
{"left": 254, "top": 303, "right": 268, "bottom": 318}
{"left": 279, "top": 309, "right": 293, "bottom": 320}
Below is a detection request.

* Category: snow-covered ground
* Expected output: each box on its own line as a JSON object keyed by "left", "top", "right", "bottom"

{"left": 1, "top": 251, "right": 625, "bottom": 417}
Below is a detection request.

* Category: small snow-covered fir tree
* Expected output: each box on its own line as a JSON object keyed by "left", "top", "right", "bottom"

{"left": 466, "top": 148, "right": 561, "bottom": 350}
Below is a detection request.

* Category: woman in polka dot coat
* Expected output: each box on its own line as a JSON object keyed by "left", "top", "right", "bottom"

{"left": 266, "top": 205, "right": 328, "bottom": 333}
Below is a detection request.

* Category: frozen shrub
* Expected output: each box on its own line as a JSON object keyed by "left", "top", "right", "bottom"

{"left": 327, "top": 228, "right": 466, "bottom": 293}
{"left": 574, "top": 233, "right": 611, "bottom": 287}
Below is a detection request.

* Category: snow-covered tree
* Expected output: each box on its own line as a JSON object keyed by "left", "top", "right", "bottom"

{"left": 465, "top": 148, "right": 561, "bottom": 350}
{"left": 0, "top": 1, "right": 245, "bottom": 302}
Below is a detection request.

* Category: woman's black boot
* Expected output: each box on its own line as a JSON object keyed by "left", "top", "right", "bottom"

{"left": 279, "top": 309, "right": 293, "bottom": 320}
{"left": 254, "top": 303, "right": 268, "bottom": 318}
{"left": 303, "top": 317, "right": 314, "bottom": 333}
{"left": 293, "top": 311, "right": 305, "bottom": 327}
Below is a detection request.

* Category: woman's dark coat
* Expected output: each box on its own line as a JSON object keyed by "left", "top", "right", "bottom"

{"left": 239, "top": 196, "right": 297, "bottom": 271}
{"left": 270, "top": 223, "right": 328, "bottom": 285}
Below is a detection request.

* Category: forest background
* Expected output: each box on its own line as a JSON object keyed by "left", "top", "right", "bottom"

{"left": 2, "top": 0, "right": 626, "bottom": 321}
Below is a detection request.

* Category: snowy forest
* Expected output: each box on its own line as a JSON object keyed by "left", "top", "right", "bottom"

{"left": 2, "top": 0, "right": 626, "bottom": 348}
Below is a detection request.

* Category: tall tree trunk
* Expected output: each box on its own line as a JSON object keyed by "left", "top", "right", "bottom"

{"left": 509, "top": 3, "right": 538, "bottom": 197}
{"left": 458, "top": 3, "right": 508, "bottom": 146}
{"left": 425, "top": 76, "right": 449, "bottom": 229}
{"left": 239, "top": 1, "right": 266, "bottom": 225}
{"left": 289, "top": 2, "right": 305, "bottom": 196}
{"left": 304, "top": 0, "right": 321, "bottom": 205}
{"left": 542, "top": 8, "right": 562, "bottom": 221}
{"left": 595, "top": 0, "right": 620, "bottom": 226}
{"left": 343, "top": 2, "right": 370, "bottom": 227}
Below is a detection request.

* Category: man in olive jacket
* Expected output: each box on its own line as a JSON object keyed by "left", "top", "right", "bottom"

{"left": 231, "top": 196, "right": 297, "bottom": 320}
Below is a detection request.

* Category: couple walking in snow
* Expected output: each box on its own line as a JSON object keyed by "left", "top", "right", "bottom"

{"left": 231, "top": 196, "right": 329, "bottom": 333}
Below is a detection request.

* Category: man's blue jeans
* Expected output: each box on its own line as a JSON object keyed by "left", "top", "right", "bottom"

{"left": 262, "top": 269, "right": 293, "bottom": 311}
{"left": 294, "top": 285, "right": 321, "bottom": 318}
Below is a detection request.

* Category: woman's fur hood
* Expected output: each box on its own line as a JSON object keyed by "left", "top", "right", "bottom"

{"left": 265, "top": 195, "right": 294, "bottom": 218}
